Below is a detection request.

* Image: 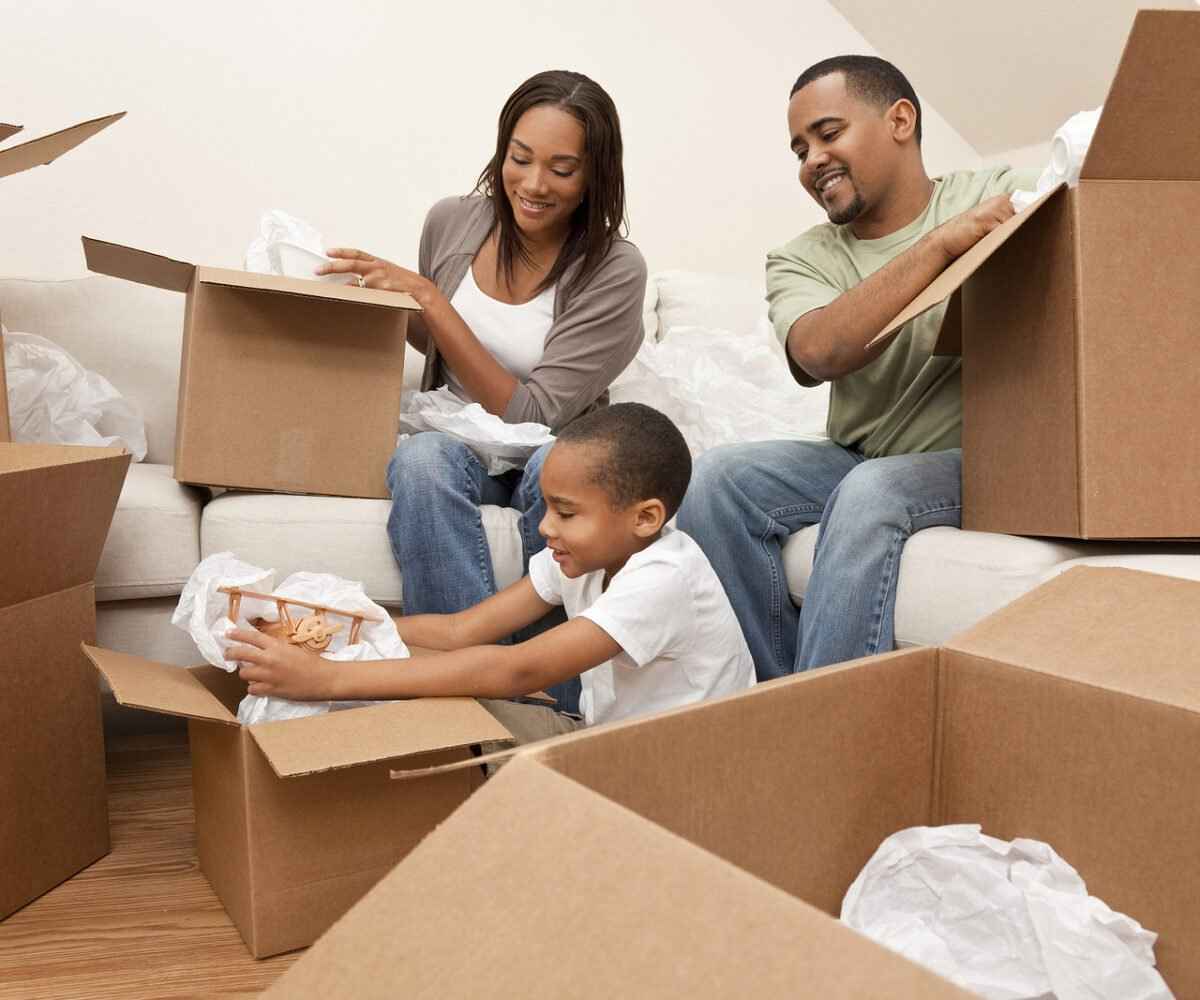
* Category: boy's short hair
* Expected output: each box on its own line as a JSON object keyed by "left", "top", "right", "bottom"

{"left": 556, "top": 402, "right": 692, "bottom": 518}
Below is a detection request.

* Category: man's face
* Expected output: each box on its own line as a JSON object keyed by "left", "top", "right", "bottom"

{"left": 787, "top": 73, "right": 897, "bottom": 226}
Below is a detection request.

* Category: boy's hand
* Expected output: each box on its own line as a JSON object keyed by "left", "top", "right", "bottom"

{"left": 226, "top": 627, "right": 338, "bottom": 701}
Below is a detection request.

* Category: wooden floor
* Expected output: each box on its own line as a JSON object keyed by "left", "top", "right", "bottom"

{"left": 0, "top": 729, "right": 300, "bottom": 999}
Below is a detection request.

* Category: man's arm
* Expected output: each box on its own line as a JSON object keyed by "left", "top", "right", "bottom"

{"left": 787, "top": 195, "right": 1015, "bottom": 382}
{"left": 397, "top": 577, "right": 554, "bottom": 651}
{"left": 228, "top": 615, "right": 621, "bottom": 703}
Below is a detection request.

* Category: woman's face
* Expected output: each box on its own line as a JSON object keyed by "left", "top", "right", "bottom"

{"left": 501, "top": 104, "right": 588, "bottom": 242}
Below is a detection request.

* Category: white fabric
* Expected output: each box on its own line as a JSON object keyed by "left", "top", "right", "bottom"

{"left": 201, "top": 492, "right": 525, "bottom": 607}
{"left": 96, "top": 463, "right": 207, "bottom": 601}
{"left": 443, "top": 265, "right": 554, "bottom": 402}
{"left": 527, "top": 526, "right": 754, "bottom": 726}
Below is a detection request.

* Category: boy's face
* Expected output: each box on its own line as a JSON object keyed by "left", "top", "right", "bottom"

{"left": 538, "top": 442, "right": 643, "bottom": 580}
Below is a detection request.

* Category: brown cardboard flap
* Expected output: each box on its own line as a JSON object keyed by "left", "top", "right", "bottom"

{"left": 82, "top": 645, "right": 238, "bottom": 725}
{"left": 944, "top": 567, "right": 1200, "bottom": 712}
{"left": 0, "top": 112, "right": 125, "bottom": 181}
{"left": 196, "top": 266, "right": 422, "bottom": 311}
{"left": 266, "top": 756, "right": 974, "bottom": 999}
{"left": 1082, "top": 10, "right": 1200, "bottom": 181}
{"left": 868, "top": 184, "right": 1065, "bottom": 351}
{"left": 82, "top": 237, "right": 195, "bottom": 293}
{"left": 0, "top": 124, "right": 22, "bottom": 144}
{"left": 0, "top": 446, "right": 129, "bottom": 609}
{"left": 247, "top": 698, "right": 513, "bottom": 778}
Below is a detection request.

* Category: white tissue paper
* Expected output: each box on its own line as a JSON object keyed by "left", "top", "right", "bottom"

{"left": 610, "top": 317, "right": 829, "bottom": 456}
{"left": 172, "top": 552, "right": 408, "bottom": 726}
{"left": 399, "top": 386, "right": 555, "bottom": 475}
{"left": 841, "top": 825, "right": 1173, "bottom": 1000}
{"left": 244, "top": 209, "right": 355, "bottom": 285}
{"left": 1011, "top": 107, "right": 1103, "bottom": 212}
{"left": 2, "top": 328, "right": 148, "bottom": 460}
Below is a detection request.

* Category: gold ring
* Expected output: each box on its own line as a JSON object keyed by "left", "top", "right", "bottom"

{"left": 357, "top": 274, "right": 367, "bottom": 288}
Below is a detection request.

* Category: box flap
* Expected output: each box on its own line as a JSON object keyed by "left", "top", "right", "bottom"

{"left": 868, "top": 184, "right": 1064, "bottom": 351}
{"left": 944, "top": 567, "right": 1200, "bottom": 712}
{"left": 265, "top": 756, "right": 973, "bottom": 998}
{"left": 81, "top": 237, "right": 195, "bottom": 293}
{"left": 0, "top": 124, "right": 22, "bottom": 144}
{"left": 1082, "top": 10, "right": 1200, "bottom": 181}
{"left": 0, "top": 112, "right": 124, "bottom": 181}
{"left": 0, "top": 445, "right": 129, "bottom": 608}
{"left": 81, "top": 645, "right": 238, "bottom": 725}
{"left": 247, "top": 697, "right": 513, "bottom": 778}
{"left": 196, "top": 265, "right": 422, "bottom": 311}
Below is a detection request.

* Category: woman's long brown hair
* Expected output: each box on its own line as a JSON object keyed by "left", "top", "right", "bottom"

{"left": 475, "top": 69, "right": 627, "bottom": 302}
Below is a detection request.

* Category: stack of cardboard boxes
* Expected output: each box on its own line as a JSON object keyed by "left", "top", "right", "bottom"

{"left": 0, "top": 112, "right": 131, "bottom": 919}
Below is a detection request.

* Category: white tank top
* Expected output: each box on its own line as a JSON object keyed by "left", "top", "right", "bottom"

{"left": 443, "top": 264, "right": 556, "bottom": 403}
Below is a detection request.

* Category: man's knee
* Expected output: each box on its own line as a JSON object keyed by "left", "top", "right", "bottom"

{"left": 827, "top": 452, "right": 959, "bottom": 527}
{"left": 679, "top": 444, "right": 747, "bottom": 517}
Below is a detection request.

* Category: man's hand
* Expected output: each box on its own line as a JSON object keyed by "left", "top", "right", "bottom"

{"left": 227, "top": 627, "right": 339, "bottom": 701}
{"left": 932, "top": 195, "right": 1015, "bottom": 262}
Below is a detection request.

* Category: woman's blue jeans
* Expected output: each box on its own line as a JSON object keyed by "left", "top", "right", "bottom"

{"left": 676, "top": 439, "right": 962, "bottom": 680}
{"left": 385, "top": 432, "right": 579, "bottom": 712}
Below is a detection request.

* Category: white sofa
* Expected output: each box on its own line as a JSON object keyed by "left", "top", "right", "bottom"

{"left": 3, "top": 271, "right": 1198, "bottom": 731}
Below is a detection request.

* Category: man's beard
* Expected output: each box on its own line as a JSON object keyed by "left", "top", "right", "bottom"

{"left": 828, "top": 187, "right": 866, "bottom": 225}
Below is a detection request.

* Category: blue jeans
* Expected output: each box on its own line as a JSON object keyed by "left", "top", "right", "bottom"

{"left": 385, "top": 432, "right": 580, "bottom": 712}
{"left": 676, "top": 440, "right": 962, "bottom": 680}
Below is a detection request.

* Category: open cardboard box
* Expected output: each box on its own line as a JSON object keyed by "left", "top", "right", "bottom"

{"left": 82, "top": 237, "right": 421, "bottom": 499}
{"left": 82, "top": 644, "right": 514, "bottom": 957}
{"left": 0, "top": 444, "right": 129, "bottom": 919}
{"left": 266, "top": 566, "right": 1199, "bottom": 997}
{"left": 870, "top": 8, "right": 1200, "bottom": 540}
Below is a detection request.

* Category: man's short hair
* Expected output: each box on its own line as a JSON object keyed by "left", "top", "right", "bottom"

{"left": 556, "top": 402, "right": 692, "bottom": 519}
{"left": 790, "top": 55, "right": 923, "bottom": 144}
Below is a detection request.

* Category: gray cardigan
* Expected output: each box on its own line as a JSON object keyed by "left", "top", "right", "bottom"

{"left": 416, "top": 195, "right": 647, "bottom": 432}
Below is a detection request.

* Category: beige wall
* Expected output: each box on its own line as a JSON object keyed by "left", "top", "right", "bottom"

{"left": 1, "top": 0, "right": 981, "bottom": 284}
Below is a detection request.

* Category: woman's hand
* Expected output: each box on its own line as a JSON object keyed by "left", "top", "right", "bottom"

{"left": 318, "top": 248, "right": 440, "bottom": 308}
{"left": 226, "top": 627, "right": 339, "bottom": 701}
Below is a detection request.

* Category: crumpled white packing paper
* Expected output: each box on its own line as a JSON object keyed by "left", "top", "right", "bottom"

{"left": 399, "top": 386, "right": 555, "bottom": 475}
{"left": 841, "top": 825, "right": 1173, "bottom": 1000}
{"left": 2, "top": 328, "right": 148, "bottom": 460}
{"left": 172, "top": 552, "right": 408, "bottom": 725}
{"left": 244, "top": 208, "right": 355, "bottom": 285}
{"left": 1011, "top": 108, "right": 1103, "bottom": 212}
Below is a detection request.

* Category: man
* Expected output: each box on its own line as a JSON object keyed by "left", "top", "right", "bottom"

{"left": 677, "top": 55, "right": 1036, "bottom": 679}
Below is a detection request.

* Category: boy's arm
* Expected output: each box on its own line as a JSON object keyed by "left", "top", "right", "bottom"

{"left": 229, "top": 616, "right": 621, "bottom": 703}
{"left": 397, "top": 577, "right": 555, "bottom": 650}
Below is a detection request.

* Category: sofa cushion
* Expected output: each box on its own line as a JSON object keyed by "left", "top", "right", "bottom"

{"left": 652, "top": 269, "right": 767, "bottom": 341}
{"left": 96, "top": 463, "right": 206, "bottom": 601}
{"left": 200, "top": 494, "right": 525, "bottom": 608}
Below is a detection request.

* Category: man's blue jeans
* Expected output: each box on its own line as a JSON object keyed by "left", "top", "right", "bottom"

{"left": 385, "top": 432, "right": 579, "bottom": 711}
{"left": 676, "top": 440, "right": 962, "bottom": 680}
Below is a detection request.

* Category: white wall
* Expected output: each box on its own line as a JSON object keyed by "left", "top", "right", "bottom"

{"left": 1, "top": 0, "right": 981, "bottom": 284}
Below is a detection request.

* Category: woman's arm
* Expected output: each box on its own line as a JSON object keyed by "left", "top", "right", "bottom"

{"left": 228, "top": 615, "right": 620, "bottom": 703}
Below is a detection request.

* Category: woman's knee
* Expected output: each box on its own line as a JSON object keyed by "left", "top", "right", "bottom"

{"left": 387, "top": 432, "right": 475, "bottom": 498}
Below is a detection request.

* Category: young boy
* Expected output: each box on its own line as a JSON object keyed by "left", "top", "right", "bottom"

{"left": 227, "top": 403, "right": 755, "bottom": 744}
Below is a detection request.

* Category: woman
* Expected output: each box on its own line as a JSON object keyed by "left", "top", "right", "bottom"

{"left": 319, "top": 70, "right": 646, "bottom": 684}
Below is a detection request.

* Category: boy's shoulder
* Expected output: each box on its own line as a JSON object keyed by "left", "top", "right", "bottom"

{"left": 616, "top": 527, "right": 710, "bottom": 588}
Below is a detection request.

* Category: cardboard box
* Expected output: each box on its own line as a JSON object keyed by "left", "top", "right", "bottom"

{"left": 266, "top": 567, "right": 1200, "bottom": 998}
{"left": 81, "top": 237, "right": 421, "bottom": 499}
{"left": 0, "top": 444, "right": 129, "bottom": 919}
{"left": 82, "top": 645, "right": 514, "bottom": 958}
{"left": 871, "top": 9, "right": 1200, "bottom": 540}
{"left": 0, "top": 112, "right": 124, "bottom": 182}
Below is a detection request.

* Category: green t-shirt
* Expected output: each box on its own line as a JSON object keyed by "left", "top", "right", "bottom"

{"left": 766, "top": 166, "right": 1038, "bottom": 458}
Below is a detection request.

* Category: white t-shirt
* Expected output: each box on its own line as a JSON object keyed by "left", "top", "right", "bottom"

{"left": 444, "top": 264, "right": 555, "bottom": 402}
{"left": 527, "top": 526, "right": 755, "bottom": 726}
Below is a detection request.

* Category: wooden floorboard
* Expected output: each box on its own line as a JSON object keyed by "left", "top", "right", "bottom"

{"left": 0, "top": 730, "right": 299, "bottom": 998}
